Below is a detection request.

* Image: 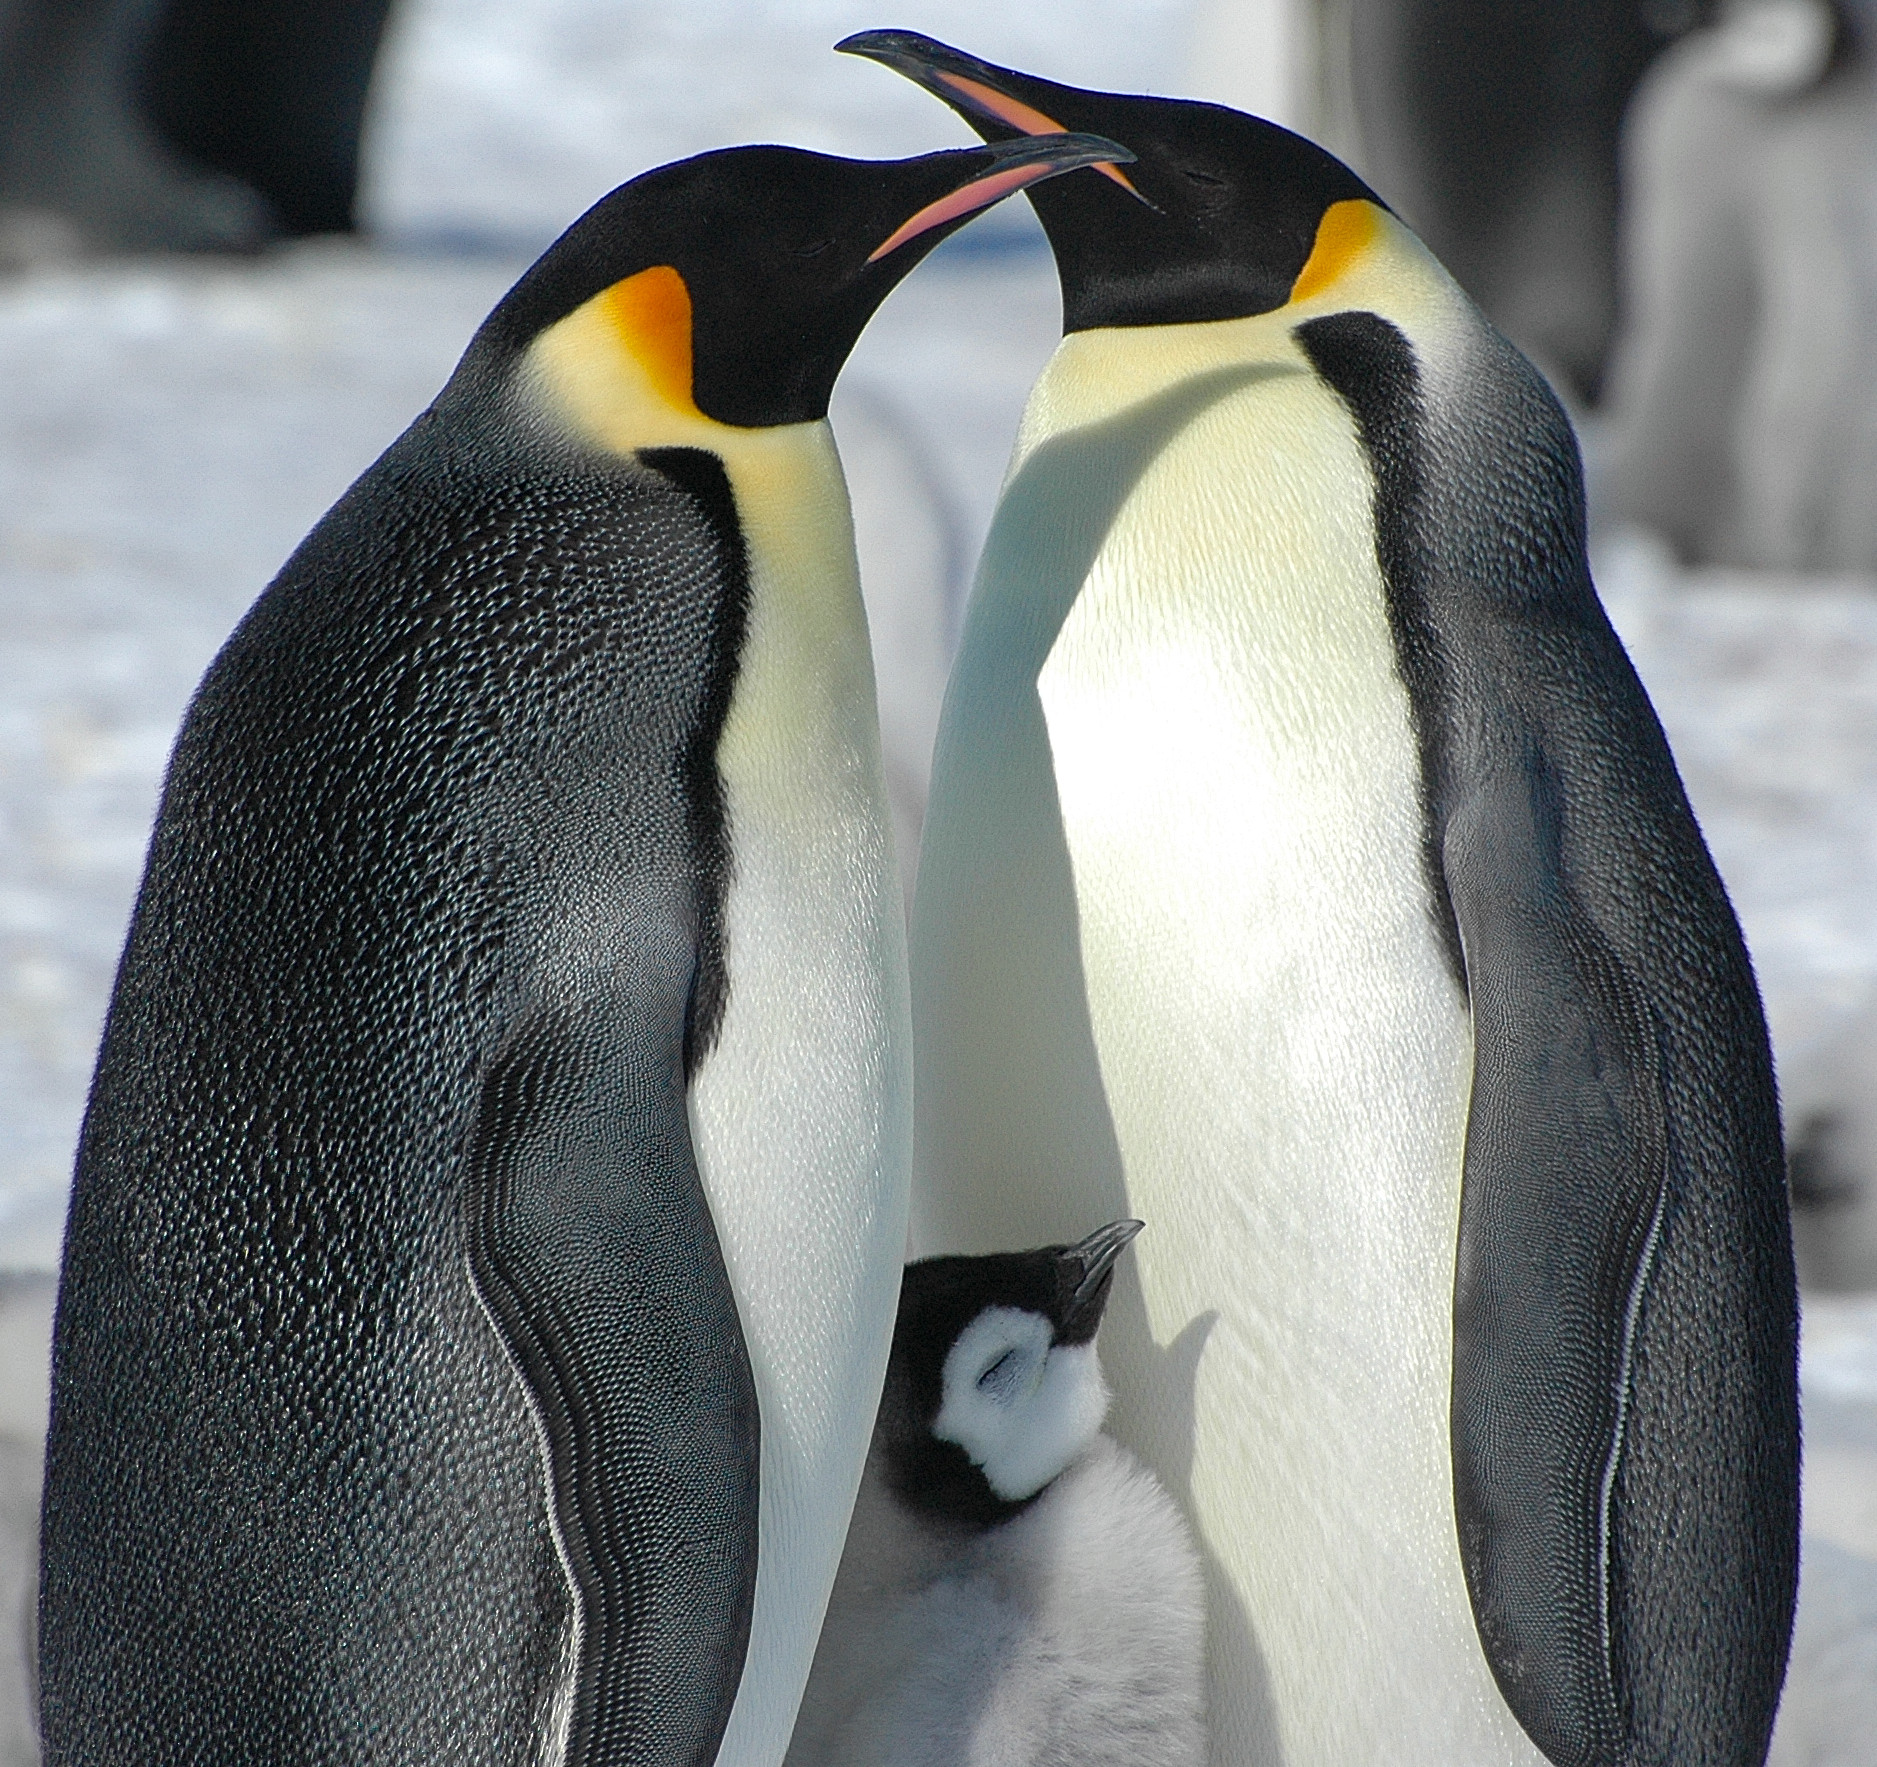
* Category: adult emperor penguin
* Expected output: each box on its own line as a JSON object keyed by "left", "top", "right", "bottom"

{"left": 36, "top": 131, "right": 1130, "bottom": 1767}
{"left": 788, "top": 1220, "right": 1205, "bottom": 1767}
{"left": 841, "top": 32, "right": 1800, "bottom": 1767}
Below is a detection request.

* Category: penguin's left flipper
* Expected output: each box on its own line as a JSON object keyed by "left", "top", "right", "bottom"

{"left": 1443, "top": 744, "right": 1668, "bottom": 1766}
{"left": 1301, "top": 306, "right": 1794, "bottom": 1765}
{"left": 467, "top": 969, "right": 759, "bottom": 1767}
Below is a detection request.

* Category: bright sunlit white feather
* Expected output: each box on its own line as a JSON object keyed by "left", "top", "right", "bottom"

{"left": 933, "top": 1306, "right": 1109, "bottom": 1501}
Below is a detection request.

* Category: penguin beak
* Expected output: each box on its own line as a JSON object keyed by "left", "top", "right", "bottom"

{"left": 867, "top": 131, "right": 1135, "bottom": 262}
{"left": 1058, "top": 1219, "right": 1145, "bottom": 1340}
{"left": 839, "top": 30, "right": 1151, "bottom": 204}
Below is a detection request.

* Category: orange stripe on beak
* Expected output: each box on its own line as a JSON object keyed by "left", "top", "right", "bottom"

{"left": 934, "top": 71, "right": 1144, "bottom": 198}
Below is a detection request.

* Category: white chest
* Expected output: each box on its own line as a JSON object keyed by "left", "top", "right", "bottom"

{"left": 684, "top": 428, "right": 912, "bottom": 1767}
{"left": 914, "top": 325, "right": 1544, "bottom": 1765}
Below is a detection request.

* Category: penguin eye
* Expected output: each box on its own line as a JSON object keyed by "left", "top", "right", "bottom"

{"left": 1181, "top": 168, "right": 1226, "bottom": 189}
{"left": 977, "top": 1349, "right": 1021, "bottom": 1394}
{"left": 939, "top": 1308, "right": 1052, "bottom": 1425}
{"left": 795, "top": 238, "right": 834, "bottom": 258}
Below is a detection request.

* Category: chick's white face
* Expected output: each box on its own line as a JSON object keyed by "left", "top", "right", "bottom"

{"left": 932, "top": 1305, "right": 1110, "bottom": 1501}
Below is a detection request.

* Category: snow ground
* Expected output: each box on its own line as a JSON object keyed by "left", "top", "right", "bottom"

{"left": 0, "top": 0, "right": 1873, "bottom": 1757}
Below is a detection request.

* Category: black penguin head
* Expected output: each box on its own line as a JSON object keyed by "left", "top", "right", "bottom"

{"left": 476, "top": 134, "right": 1131, "bottom": 427}
{"left": 838, "top": 31, "right": 1382, "bottom": 332}
{"left": 877, "top": 1220, "right": 1143, "bottom": 1529}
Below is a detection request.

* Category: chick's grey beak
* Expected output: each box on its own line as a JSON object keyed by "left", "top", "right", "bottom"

{"left": 1057, "top": 1218, "right": 1144, "bottom": 1340}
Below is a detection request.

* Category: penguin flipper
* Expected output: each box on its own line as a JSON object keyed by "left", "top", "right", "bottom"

{"left": 1297, "top": 303, "right": 1792, "bottom": 1763}
{"left": 466, "top": 980, "right": 759, "bottom": 1766}
{"left": 1443, "top": 744, "right": 1668, "bottom": 1767}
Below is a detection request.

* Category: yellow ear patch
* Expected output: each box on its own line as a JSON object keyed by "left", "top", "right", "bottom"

{"left": 1289, "top": 200, "right": 1382, "bottom": 306}
{"left": 600, "top": 264, "right": 698, "bottom": 414}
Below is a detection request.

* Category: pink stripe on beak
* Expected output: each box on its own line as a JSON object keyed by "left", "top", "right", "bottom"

{"left": 935, "top": 72, "right": 1144, "bottom": 196}
{"left": 867, "top": 160, "right": 1073, "bottom": 263}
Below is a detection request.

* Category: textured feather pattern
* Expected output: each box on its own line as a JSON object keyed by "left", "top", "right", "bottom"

{"left": 911, "top": 204, "right": 1797, "bottom": 1767}
{"left": 1297, "top": 304, "right": 1796, "bottom": 1767}
{"left": 786, "top": 1436, "right": 1204, "bottom": 1767}
{"left": 40, "top": 356, "right": 761, "bottom": 1765}
{"left": 40, "top": 272, "right": 913, "bottom": 1767}
{"left": 529, "top": 287, "right": 914, "bottom": 1767}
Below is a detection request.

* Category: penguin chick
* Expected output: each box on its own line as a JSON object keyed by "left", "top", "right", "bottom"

{"left": 787, "top": 1221, "right": 1205, "bottom": 1767}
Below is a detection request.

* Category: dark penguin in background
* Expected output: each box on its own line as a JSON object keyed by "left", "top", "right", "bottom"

{"left": 842, "top": 32, "right": 1799, "bottom": 1767}
{"left": 139, "top": 0, "right": 398, "bottom": 238}
{"left": 787, "top": 1221, "right": 1205, "bottom": 1767}
{"left": 37, "top": 130, "right": 1129, "bottom": 1767}
{"left": 1344, "top": 0, "right": 1710, "bottom": 405}
{"left": 0, "top": 0, "right": 393, "bottom": 257}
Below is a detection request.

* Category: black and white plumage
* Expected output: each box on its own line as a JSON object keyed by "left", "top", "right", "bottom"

{"left": 843, "top": 32, "right": 1799, "bottom": 1767}
{"left": 34, "top": 131, "right": 1131, "bottom": 1767}
{"left": 787, "top": 1222, "right": 1205, "bottom": 1767}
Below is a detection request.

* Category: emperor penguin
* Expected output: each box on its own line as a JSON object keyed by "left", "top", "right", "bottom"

{"left": 787, "top": 1220, "right": 1205, "bottom": 1767}
{"left": 36, "top": 130, "right": 1130, "bottom": 1767}
{"left": 841, "top": 33, "right": 1801, "bottom": 1767}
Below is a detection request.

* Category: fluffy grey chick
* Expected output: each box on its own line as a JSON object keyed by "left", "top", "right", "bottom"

{"left": 786, "top": 1221, "right": 1205, "bottom": 1767}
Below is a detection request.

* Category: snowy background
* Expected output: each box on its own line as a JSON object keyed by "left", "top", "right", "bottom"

{"left": 0, "top": 0, "right": 1208, "bottom": 1269}
{"left": 0, "top": 0, "right": 1874, "bottom": 1760}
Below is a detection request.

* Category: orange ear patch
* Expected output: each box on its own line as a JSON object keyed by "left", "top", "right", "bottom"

{"left": 1289, "top": 201, "right": 1381, "bottom": 305}
{"left": 601, "top": 265, "right": 697, "bottom": 413}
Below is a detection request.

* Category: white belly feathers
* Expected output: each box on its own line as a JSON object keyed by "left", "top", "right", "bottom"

{"left": 689, "top": 423, "right": 913, "bottom": 1767}
{"left": 913, "top": 314, "right": 1548, "bottom": 1765}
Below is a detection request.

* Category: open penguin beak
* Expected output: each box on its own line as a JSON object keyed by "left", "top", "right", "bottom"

{"left": 840, "top": 30, "right": 1152, "bottom": 204}
{"left": 869, "top": 131, "right": 1136, "bottom": 262}
{"left": 1058, "top": 1218, "right": 1145, "bottom": 1339}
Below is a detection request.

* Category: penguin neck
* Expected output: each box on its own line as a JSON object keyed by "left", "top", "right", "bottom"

{"left": 524, "top": 289, "right": 881, "bottom": 777}
{"left": 1007, "top": 206, "right": 1459, "bottom": 458}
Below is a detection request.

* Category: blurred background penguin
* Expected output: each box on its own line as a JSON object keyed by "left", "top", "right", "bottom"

{"left": 0, "top": 0, "right": 394, "bottom": 258}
